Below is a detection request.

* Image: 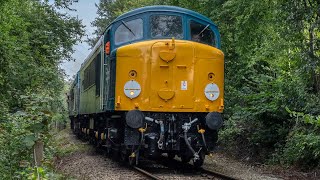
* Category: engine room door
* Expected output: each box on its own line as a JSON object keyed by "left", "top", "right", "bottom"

{"left": 150, "top": 41, "right": 194, "bottom": 110}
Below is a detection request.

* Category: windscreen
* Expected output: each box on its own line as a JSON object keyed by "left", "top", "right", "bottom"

{"left": 115, "top": 18, "right": 143, "bottom": 45}
{"left": 150, "top": 15, "right": 183, "bottom": 39}
{"left": 190, "top": 20, "right": 215, "bottom": 46}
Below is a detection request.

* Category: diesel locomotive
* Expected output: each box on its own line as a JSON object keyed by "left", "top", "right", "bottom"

{"left": 68, "top": 5, "right": 224, "bottom": 167}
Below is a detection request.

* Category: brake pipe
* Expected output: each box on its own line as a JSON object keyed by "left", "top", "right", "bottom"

{"left": 182, "top": 118, "right": 199, "bottom": 161}
{"left": 157, "top": 121, "right": 164, "bottom": 149}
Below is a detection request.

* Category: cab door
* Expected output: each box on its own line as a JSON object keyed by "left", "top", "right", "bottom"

{"left": 103, "top": 29, "right": 112, "bottom": 110}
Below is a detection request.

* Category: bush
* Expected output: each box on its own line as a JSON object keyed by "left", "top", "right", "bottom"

{"left": 272, "top": 111, "right": 320, "bottom": 169}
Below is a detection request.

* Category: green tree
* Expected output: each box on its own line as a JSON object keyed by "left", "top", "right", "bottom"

{"left": 0, "top": 0, "right": 84, "bottom": 178}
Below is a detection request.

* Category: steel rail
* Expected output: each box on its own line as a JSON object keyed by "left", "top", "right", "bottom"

{"left": 154, "top": 156, "right": 240, "bottom": 180}
{"left": 200, "top": 168, "right": 239, "bottom": 180}
{"left": 132, "top": 166, "right": 163, "bottom": 180}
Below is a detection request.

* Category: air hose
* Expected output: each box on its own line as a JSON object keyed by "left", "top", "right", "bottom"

{"left": 182, "top": 118, "right": 199, "bottom": 161}
{"left": 129, "top": 124, "right": 147, "bottom": 162}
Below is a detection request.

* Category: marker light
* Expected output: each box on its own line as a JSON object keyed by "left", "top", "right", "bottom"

{"left": 124, "top": 80, "right": 141, "bottom": 99}
{"left": 204, "top": 83, "right": 220, "bottom": 101}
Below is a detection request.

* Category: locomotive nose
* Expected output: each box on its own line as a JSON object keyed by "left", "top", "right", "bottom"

{"left": 205, "top": 112, "right": 223, "bottom": 130}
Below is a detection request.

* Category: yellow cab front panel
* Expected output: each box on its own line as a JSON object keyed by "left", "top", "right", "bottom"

{"left": 114, "top": 39, "right": 224, "bottom": 113}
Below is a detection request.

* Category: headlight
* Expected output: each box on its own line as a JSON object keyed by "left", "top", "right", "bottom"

{"left": 124, "top": 80, "right": 141, "bottom": 99}
{"left": 204, "top": 83, "right": 220, "bottom": 101}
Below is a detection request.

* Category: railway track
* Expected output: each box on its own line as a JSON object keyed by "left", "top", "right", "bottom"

{"left": 76, "top": 134, "right": 238, "bottom": 179}
{"left": 131, "top": 157, "right": 239, "bottom": 180}
{"left": 132, "top": 166, "right": 162, "bottom": 180}
{"left": 200, "top": 168, "right": 238, "bottom": 180}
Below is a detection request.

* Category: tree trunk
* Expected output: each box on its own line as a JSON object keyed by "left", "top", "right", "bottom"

{"left": 34, "top": 140, "right": 43, "bottom": 166}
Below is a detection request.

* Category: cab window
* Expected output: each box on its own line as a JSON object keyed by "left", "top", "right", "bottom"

{"left": 150, "top": 15, "right": 183, "bottom": 39}
{"left": 115, "top": 18, "right": 143, "bottom": 45}
{"left": 190, "top": 20, "right": 215, "bottom": 46}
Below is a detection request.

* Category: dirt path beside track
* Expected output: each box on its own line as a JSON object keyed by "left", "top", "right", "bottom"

{"left": 57, "top": 150, "right": 144, "bottom": 180}
{"left": 54, "top": 130, "right": 144, "bottom": 180}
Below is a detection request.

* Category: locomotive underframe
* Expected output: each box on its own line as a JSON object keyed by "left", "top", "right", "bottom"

{"left": 70, "top": 111, "right": 219, "bottom": 166}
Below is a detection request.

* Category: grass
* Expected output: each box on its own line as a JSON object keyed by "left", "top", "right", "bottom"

{"left": 51, "top": 128, "right": 90, "bottom": 157}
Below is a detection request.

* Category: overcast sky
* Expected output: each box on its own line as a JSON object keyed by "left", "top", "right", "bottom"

{"left": 54, "top": 0, "right": 100, "bottom": 79}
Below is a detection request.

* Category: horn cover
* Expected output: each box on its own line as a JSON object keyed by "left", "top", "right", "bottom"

{"left": 205, "top": 112, "right": 223, "bottom": 130}
{"left": 126, "top": 110, "right": 145, "bottom": 129}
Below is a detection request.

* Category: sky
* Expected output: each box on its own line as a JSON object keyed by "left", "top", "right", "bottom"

{"left": 54, "top": 0, "right": 100, "bottom": 79}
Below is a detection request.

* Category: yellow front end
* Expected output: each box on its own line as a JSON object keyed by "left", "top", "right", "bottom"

{"left": 114, "top": 39, "right": 224, "bottom": 113}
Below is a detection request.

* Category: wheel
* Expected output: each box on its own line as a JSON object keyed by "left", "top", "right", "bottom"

{"left": 167, "top": 153, "right": 175, "bottom": 160}
{"left": 193, "top": 150, "right": 205, "bottom": 168}
{"left": 128, "top": 156, "right": 135, "bottom": 166}
{"left": 128, "top": 151, "right": 139, "bottom": 166}
{"left": 193, "top": 156, "right": 204, "bottom": 167}
{"left": 89, "top": 137, "right": 93, "bottom": 145}
{"left": 105, "top": 146, "right": 111, "bottom": 158}
{"left": 111, "top": 147, "right": 120, "bottom": 161}
{"left": 181, "top": 155, "right": 191, "bottom": 163}
{"left": 120, "top": 148, "right": 128, "bottom": 164}
{"left": 95, "top": 141, "right": 103, "bottom": 154}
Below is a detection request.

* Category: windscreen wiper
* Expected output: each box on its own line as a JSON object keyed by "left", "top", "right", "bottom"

{"left": 121, "top": 20, "right": 136, "bottom": 37}
{"left": 197, "top": 24, "right": 210, "bottom": 36}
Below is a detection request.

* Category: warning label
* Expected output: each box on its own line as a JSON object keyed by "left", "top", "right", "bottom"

{"left": 181, "top": 81, "right": 187, "bottom": 90}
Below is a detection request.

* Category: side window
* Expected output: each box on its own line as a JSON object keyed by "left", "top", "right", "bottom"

{"left": 190, "top": 20, "right": 215, "bottom": 46}
{"left": 95, "top": 52, "right": 101, "bottom": 96}
{"left": 83, "top": 60, "right": 95, "bottom": 90}
{"left": 83, "top": 52, "right": 101, "bottom": 91}
{"left": 115, "top": 19, "right": 143, "bottom": 45}
{"left": 150, "top": 15, "right": 183, "bottom": 39}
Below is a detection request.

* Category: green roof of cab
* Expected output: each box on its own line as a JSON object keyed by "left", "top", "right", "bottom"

{"left": 112, "top": 5, "right": 217, "bottom": 27}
